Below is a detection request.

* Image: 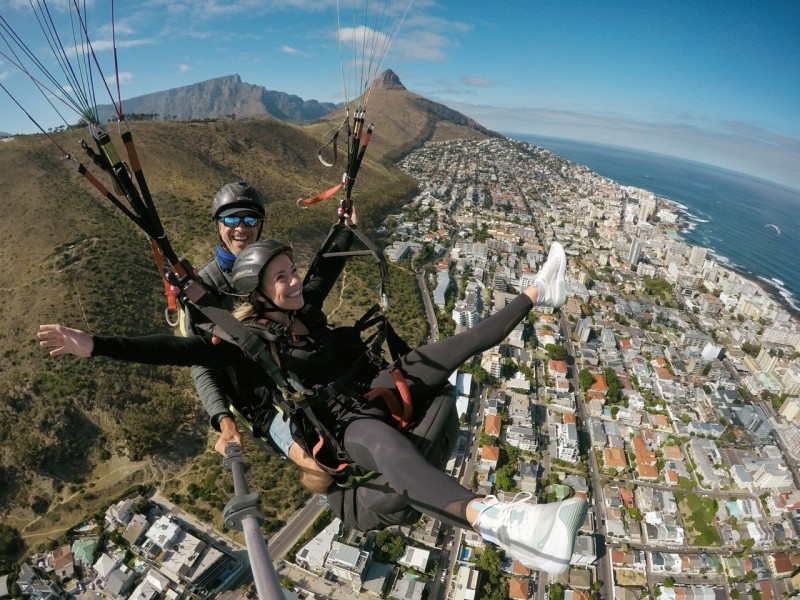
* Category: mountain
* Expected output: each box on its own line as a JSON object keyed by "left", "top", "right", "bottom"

{"left": 95, "top": 74, "right": 339, "bottom": 124}
{"left": 311, "top": 69, "right": 500, "bottom": 163}
{"left": 92, "top": 70, "right": 499, "bottom": 162}
{"left": 0, "top": 70, "right": 494, "bottom": 550}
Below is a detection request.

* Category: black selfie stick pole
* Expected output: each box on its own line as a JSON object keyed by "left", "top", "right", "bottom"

{"left": 222, "top": 443, "right": 283, "bottom": 600}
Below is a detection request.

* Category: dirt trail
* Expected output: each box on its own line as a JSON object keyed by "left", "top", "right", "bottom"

{"left": 327, "top": 269, "right": 348, "bottom": 319}
{"left": 19, "top": 458, "right": 152, "bottom": 546}
{"left": 18, "top": 442, "right": 213, "bottom": 540}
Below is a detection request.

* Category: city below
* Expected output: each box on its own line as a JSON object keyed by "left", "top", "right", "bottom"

{"left": 6, "top": 137, "right": 800, "bottom": 600}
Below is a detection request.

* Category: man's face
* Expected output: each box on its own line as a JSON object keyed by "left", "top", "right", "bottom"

{"left": 218, "top": 212, "right": 262, "bottom": 255}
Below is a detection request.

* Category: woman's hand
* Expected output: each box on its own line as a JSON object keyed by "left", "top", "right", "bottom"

{"left": 344, "top": 206, "right": 358, "bottom": 227}
{"left": 37, "top": 324, "right": 94, "bottom": 357}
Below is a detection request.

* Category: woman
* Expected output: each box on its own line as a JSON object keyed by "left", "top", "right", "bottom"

{"left": 39, "top": 240, "right": 587, "bottom": 574}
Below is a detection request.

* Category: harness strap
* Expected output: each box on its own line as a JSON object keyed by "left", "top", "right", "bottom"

{"left": 390, "top": 369, "right": 413, "bottom": 427}
{"left": 312, "top": 437, "right": 350, "bottom": 473}
{"left": 200, "top": 259, "right": 231, "bottom": 293}
{"left": 364, "top": 374, "right": 412, "bottom": 430}
{"left": 150, "top": 239, "right": 179, "bottom": 326}
{"left": 298, "top": 180, "right": 344, "bottom": 208}
{"left": 228, "top": 405, "right": 280, "bottom": 458}
{"left": 178, "top": 288, "right": 358, "bottom": 472}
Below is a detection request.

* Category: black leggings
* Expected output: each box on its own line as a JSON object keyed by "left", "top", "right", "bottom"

{"left": 343, "top": 293, "right": 533, "bottom": 528}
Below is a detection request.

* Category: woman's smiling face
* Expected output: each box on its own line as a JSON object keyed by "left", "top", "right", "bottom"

{"left": 259, "top": 253, "right": 304, "bottom": 311}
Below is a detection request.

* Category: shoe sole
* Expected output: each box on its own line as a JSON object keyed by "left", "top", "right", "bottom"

{"left": 511, "top": 497, "right": 588, "bottom": 574}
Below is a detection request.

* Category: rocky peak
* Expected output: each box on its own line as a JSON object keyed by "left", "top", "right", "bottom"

{"left": 373, "top": 69, "right": 406, "bottom": 91}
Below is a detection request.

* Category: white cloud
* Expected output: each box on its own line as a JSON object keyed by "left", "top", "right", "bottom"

{"left": 178, "top": 64, "right": 191, "bottom": 73}
{"left": 444, "top": 101, "right": 800, "bottom": 190}
{"left": 398, "top": 30, "right": 450, "bottom": 62}
{"left": 338, "top": 25, "right": 390, "bottom": 50}
{"left": 280, "top": 45, "right": 305, "bottom": 57}
{"left": 65, "top": 38, "right": 154, "bottom": 57}
{"left": 97, "top": 19, "right": 137, "bottom": 38}
{"left": 110, "top": 72, "right": 134, "bottom": 85}
{"left": 155, "top": 0, "right": 302, "bottom": 18}
{"left": 460, "top": 76, "right": 494, "bottom": 88}
{"left": 88, "top": 39, "right": 154, "bottom": 52}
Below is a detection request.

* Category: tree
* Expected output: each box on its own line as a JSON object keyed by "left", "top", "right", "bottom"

{"left": 544, "top": 344, "right": 568, "bottom": 361}
{"left": 603, "top": 367, "right": 622, "bottom": 402}
{"left": 578, "top": 368, "right": 595, "bottom": 391}
{"left": 548, "top": 582, "right": 565, "bottom": 600}
{"left": 741, "top": 342, "right": 761, "bottom": 357}
{"left": 493, "top": 464, "right": 516, "bottom": 491}
{"left": 374, "top": 530, "right": 406, "bottom": 563}
{"left": 0, "top": 524, "right": 25, "bottom": 571}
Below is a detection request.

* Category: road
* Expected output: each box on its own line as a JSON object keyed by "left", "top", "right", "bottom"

{"left": 559, "top": 312, "right": 613, "bottom": 600}
{"left": 268, "top": 495, "right": 328, "bottom": 558}
{"left": 416, "top": 268, "right": 439, "bottom": 343}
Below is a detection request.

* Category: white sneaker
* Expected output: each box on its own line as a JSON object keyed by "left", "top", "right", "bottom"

{"left": 535, "top": 242, "right": 566, "bottom": 307}
{"left": 471, "top": 493, "right": 587, "bottom": 574}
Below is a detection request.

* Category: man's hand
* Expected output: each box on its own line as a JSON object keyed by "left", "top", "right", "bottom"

{"left": 215, "top": 416, "right": 243, "bottom": 455}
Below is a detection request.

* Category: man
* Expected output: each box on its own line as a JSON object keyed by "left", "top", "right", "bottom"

{"left": 188, "top": 179, "right": 334, "bottom": 493}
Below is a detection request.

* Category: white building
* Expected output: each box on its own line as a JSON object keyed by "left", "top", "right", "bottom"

{"left": 325, "top": 542, "right": 370, "bottom": 584}
{"left": 452, "top": 565, "right": 480, "bottom": 600}
{"left": 555, "top": 422, "right": 580, "bottom": 463}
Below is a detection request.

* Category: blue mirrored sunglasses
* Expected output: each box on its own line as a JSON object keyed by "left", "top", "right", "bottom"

{"left": 220, "top": 215, "right": 262, "bottom": 228}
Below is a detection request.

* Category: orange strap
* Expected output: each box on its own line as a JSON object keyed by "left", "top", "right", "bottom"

{"left": 390, "top": 369, "right": 413, "bottom": 426}
{"left": 297, "top": 181, "right": 344, "bottom": 208}
{"left": 365, "top": 368, "right": 414, "bottom": 429}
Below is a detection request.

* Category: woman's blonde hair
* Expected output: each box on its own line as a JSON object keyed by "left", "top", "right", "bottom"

{"left": 232, "top": 292, "right": 263, "bottom": 322}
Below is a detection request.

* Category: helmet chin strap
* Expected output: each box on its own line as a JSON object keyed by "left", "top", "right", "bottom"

{"left": 257, "top": 294, "right": 298, "bottom": 341}
{"left": 257, "top": 293, "right": 297, "bottom": 317}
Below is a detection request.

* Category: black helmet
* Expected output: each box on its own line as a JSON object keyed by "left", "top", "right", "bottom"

{"left": 232, "top": 239, "right": 293, "bottom": 293}
{"left": 211, "top": 179, "right": 265, "bottom": 220}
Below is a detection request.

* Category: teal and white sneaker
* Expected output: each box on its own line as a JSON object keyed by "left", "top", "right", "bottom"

{"left": 535, "top": 242, "right": 567, "bottom": 308}
{"left": 471, "top": 493, "right": 587, "bottom": 574}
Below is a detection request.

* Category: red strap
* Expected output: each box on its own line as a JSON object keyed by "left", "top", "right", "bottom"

{"left": 149, "top": 239, "right": 177, "bottom": 311}
{"left": 390, "top": 369, "right": 413, "bottom": 426}
{"left": 365, "top": 388, "right": 404, "bottom": 427}
{"left": 297, "top": 181, "right": 344, "bottom": 207}
{"left": 365, "top": 374, "right": 413, "bottom": 430}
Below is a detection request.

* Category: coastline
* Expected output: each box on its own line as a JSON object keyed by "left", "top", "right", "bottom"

{"left": 658, "top": 196, "right": 800, "bottom": 320}
{"left": 515, "top": 134, "right": 800, "bottom": 318}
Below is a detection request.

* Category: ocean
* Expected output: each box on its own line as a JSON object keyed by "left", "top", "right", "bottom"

{"left": 509, "top": 134, "right": 800, "bottom": 315}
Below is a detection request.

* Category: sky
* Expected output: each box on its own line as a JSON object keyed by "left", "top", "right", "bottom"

{"left": 1, "top": 0, "right": 799, "bottom": 191}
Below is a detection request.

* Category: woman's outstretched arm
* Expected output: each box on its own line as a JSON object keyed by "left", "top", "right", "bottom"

{"left": 38, "top": 324, "right": 243, "bottom": 368}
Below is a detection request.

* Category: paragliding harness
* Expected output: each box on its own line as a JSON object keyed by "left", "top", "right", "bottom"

{"left": 176, "top": 266, "right": 413, "bottom": 488}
